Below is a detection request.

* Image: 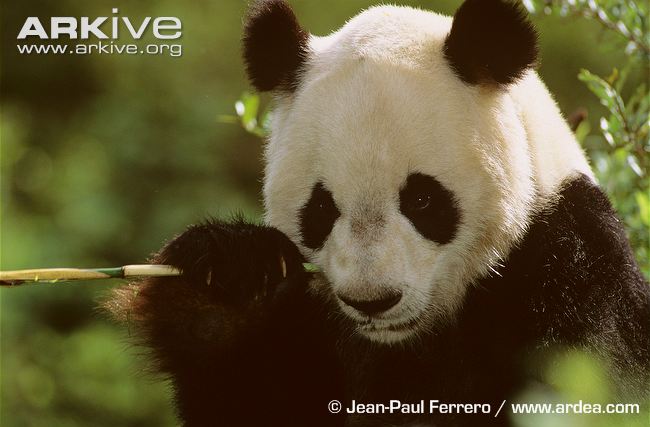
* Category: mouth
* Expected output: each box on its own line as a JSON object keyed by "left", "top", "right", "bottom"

{"left": 356, "top": 316, "right": 420, "bottom": 340}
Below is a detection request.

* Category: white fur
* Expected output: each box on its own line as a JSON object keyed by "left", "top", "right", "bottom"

{"left": 262, "top": 5, "right": 593, "bottom": 343}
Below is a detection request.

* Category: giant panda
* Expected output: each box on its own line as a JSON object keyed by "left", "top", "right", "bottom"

{"left": 109, "top": 0, "right": 650, "bottom": 426}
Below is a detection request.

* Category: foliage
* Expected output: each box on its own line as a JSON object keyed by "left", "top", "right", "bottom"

{"left": 219, "top": 91, "right": 271, "bottom": 137}
{"left": 525, "top": 0, "right": 649, "bottom": 278}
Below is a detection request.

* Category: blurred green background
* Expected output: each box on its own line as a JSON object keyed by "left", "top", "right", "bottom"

{"left": 1, "top": 1, "right": 647, "bottom": 426}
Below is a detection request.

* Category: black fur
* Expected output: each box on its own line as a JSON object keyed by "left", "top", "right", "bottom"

{"left": 110, "top": 175, "right": 649, "bottom": 427}
{"left": 399, "top": 173, "right": 461, "bottom": 244}
{"left": 111, "top": 219, "right": 344, "bottom": 426}
{"left": 444, "top": 0, "right": 539, "bottom": 85}
{"left": 242, "top": 0, "right": 309, "bottom": 92}
{"left": 300, "top": 182, "right": 341, "bottom": 250}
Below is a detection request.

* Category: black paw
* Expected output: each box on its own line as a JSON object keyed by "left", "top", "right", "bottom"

{"left": 155, "top": 219, "right": 308, "bottom": 306}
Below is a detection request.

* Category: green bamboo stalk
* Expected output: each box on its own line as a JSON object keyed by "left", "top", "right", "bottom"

{"left": 0, "top": 263, "right": 320, "bottom": 287}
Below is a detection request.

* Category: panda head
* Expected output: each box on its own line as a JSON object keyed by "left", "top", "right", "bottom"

{"left": 243, "top": 0, "right": 577, "bottom": 343}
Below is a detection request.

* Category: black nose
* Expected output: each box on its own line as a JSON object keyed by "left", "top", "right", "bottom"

{"left": 338, "top": 290, "right": 402, "bottom": 316}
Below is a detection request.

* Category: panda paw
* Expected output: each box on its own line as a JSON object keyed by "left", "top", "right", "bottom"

{"left": 155, "top": 218, "right": 308, "bottom": 307}
{"left": 108, "top": 219, "right": 313, "bottom": 371}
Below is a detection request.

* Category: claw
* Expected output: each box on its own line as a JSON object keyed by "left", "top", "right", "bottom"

{"left": 206, "top": 268, "right": 212, "bottom": 286}
{"left": 279, "top": 255, "right": 287, "bottom": 279}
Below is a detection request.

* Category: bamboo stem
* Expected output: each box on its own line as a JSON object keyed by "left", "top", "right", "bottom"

{"left": 0, "top": 263, "right": 319, "bottom": 286}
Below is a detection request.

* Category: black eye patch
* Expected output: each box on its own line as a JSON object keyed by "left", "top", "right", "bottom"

{"left": 299, "top": 182, "right": 341, "bottom": 250}
{"left": 399, "top": 173, "right": 461, "bottom": 244}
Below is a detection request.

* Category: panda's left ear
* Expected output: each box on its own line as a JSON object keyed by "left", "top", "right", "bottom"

{"left": 443, "top": 0, "right": 538, "bottom": 86}
{"left": 243, "top": 0, "right": 309, "bottom": 92}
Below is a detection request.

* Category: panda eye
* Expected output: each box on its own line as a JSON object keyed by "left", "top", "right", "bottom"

{"left": 399, "top": 173, "right": 461, "bottom": 244}
{"left": 299, "top": 182, "right": 340, "bottom": 250}
{"left": 410, "top": 194, "right": 431, "bottom": 211}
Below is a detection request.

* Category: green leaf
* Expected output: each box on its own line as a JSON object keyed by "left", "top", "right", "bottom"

{"left": 522, "top": 0, "right": 547, "bottom": 14}
{"left": 578, "top": 69, "right": 612, "bottom": 107}
{"left": 626, "top": 155, "right": 644, "bottom": 177}
{"left": 239, "top": 93, "right": 260, "bottom": 132}
{"left": 232, "top": 92, "right": 270, "bottom": 137}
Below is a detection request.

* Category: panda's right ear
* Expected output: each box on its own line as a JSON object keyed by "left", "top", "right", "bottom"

{"left": 242, "top": 0, "right": 309, "bottom": 92}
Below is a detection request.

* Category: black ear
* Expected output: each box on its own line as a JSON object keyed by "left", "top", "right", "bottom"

{"left": 243, "top": 0, "right": 309, "bottom": 92}
{"left": 443, "top": 0, "right": 538, "bottom": 86}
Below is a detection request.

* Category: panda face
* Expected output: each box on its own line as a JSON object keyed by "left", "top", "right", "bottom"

{"left": 264, "top": 49, "right": 536, "bottom": 342}
{"left": 250, "top": 1, "right": 587, "bottom": 343}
